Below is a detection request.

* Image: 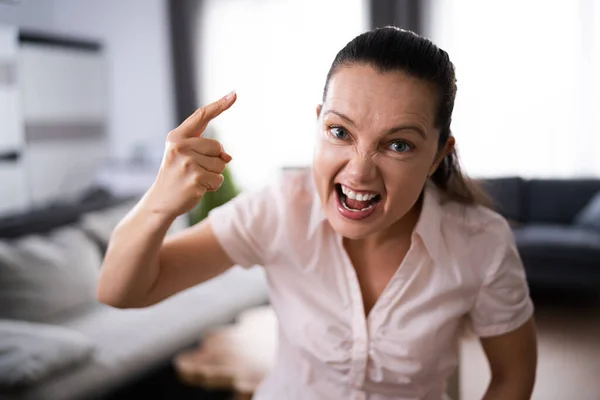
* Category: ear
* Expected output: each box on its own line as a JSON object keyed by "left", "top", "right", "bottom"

{"left": 316, "top": 104, "right": 322, "bottom": 119}
{"left": 428, "top": 136, "right": 455, "bottom": 177}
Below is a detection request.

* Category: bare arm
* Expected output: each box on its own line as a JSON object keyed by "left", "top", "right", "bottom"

{"left": 97, "top": 203, "right": 234, "bottom": 308}
{"left": 97, "top": 92, "right": 237, "bottom": 308}
{"left": 150, "top": 217, "right": 234, "bottom": 305}
{"left": 480, "top": 317, "right": 538, "bottom": 400}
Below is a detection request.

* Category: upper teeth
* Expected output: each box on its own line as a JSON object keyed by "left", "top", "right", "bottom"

{"left": 341, "top": 185, "right": 377, "bottom": 201}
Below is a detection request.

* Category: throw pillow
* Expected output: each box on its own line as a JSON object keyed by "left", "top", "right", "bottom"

{"left": 78, "top": 199, "right": 139, "bottom": 253}
{"left": 0, "top": 226, "right": 102, "bottom": 323}
{"left": 80, "top": 199, "right": 189, "bottom": 251}
{"left": 0, "top": 319, "right": 94, "bottom": 388}
{"left": 574, "top": 191, "right": 600, "bottom": 231}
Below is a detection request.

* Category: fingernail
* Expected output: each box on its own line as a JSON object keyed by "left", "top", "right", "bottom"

{"left": 225, "top": 90, "right": 236, "bottom": 101}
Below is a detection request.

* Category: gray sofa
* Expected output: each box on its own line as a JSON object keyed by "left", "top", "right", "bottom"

{"left": 480, "top": 177, "right": 600, "bottom": 289}
{"left": 0, "top": 193, "right": 269, "bottom": 400}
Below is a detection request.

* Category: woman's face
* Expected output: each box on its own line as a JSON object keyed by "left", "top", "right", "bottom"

{"left": 312, "top": 64, "right": 452, "bottom": 240}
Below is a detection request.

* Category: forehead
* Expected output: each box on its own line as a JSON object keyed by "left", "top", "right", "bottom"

{"left": 324, "top": 65, "right": 438, "bottom": 129}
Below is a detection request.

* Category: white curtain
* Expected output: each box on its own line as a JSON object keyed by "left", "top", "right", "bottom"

{"left": 424, "top": 0, "right": 600, "bottom": 179}
{"left": 197, "top": 0, "right": 369, "bottom": 191}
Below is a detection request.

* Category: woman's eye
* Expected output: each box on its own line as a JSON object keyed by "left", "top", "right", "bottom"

{"left": 389, "top": 141, "right": 413, "bottom": 153}
{"left": 328, "top": 126, "right": 349, "bottom": 139}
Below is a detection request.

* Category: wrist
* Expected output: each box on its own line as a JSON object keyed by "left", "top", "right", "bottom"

{"left": 135, "top": 198, "right": 178, "bottom": 226}
{"left": 136, "top": 185, "right": 181, "bottom": 223}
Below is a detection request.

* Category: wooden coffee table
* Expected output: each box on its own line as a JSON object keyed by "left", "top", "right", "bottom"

{"left": 173, "top": 305, "right": 277, "bottom": 399}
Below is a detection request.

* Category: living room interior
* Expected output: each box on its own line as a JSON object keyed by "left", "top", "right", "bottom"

{"left": 0, "top": 1, "right": 598, "bottom": 400}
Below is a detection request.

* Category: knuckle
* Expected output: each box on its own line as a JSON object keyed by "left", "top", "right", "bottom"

{"left": 164, "top": 147, "right": 180, "bottom": 164}
{"left": 193, "top": 170, "right": 205, "bottom": 185}
{"left": 211, "top": 139, "right": 223, "bottom": 154}
{"left": 166, "top": 130, "right": 178, "bottom": 141}
{"left": 170, "top": 143, "right": 182, "bottom": 154}
{"left": 198, "top": 138, "right": 220, "bottom": 155}
{"left": 166, "top": 137, "right": 183, "bottom": 151}
{"left": 194, "top": 107, "right": 207, "bottom": 121}
{"left": 182, "top": 158, "right": 193, "bottom": 170}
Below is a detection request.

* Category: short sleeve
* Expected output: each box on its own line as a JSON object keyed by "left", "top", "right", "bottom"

{"left": 207, "top": 182, "right": 280, "bottom": 269}
{"left": 469, "top": 220, "right": 534, "bottom": 337}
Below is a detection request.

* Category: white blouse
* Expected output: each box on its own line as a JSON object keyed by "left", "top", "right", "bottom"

{"left": 208, "top": 168, "right": 534, "bottom": 400}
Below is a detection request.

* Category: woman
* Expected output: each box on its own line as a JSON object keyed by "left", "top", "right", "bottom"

{"left": 98, "top": 27, "right": 537, "bottom": 399}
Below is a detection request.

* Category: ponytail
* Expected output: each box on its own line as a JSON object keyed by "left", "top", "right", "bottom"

{"left": 430, "top": 135, "right": 493, "bottom": 208}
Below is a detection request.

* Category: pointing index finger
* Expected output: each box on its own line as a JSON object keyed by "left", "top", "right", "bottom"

{"left": 176, "top": 91, "right": 237, "bottom": 139}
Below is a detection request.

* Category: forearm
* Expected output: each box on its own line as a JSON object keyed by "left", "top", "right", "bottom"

{"left": 482, "top": 376, "right": 534, "bottom": 400}
{"left": 97, "top": 198, "right": 175, "bottom": 308}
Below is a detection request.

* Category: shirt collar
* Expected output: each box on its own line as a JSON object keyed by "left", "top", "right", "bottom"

{"left": 413, "top": 180, "right": 444, "bottom": 263}
{"left": 307, "top": 178, "right": 444, "bottom": 262}
{"left": 307, "top": 173, "right": 327, "bottom": 238}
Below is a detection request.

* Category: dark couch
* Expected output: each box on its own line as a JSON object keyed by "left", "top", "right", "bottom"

{"left": 480, "top": 177, "right": 600, "bottom": 289}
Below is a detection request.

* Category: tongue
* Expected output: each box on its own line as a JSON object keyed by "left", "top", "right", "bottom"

{"left": 345, "top": 197, "right": 372, "bottom": 210}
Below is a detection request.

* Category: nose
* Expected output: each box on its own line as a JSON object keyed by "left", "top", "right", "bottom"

{"left": 345, "top": 150, "right": 378, "bottom": 184}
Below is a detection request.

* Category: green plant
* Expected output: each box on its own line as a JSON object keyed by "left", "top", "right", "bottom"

{"left": 188, "top": 164, "right": 240, "bottom": 225}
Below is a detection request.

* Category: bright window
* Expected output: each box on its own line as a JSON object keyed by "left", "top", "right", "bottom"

{"left": 197, "top": 0, "right": 369, "bottom": 191}
{"left": 425, "top": 0, "right": 600, "bottom": 178}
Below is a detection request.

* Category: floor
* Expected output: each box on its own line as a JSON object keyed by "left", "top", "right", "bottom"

{"left": 101, "top": 361, "right": 233, "bottom": 400}
{"left": 458, "top": 286, "right": 600, "bottom": 400}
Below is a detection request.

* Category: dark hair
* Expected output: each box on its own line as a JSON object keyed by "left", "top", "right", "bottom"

{"left": 322, "top": 26, "right": 492, "bottom": 207}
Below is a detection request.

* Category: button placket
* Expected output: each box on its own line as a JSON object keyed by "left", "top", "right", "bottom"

{"left": 350, "top": 335, "right": 368, "bottom": 388}
{"left": 337, "top": 234, "right": 370, "bottom": 390}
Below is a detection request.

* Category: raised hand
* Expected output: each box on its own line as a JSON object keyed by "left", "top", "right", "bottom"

{"left": 144, "top": 91, "right": 237, "bottom": 219}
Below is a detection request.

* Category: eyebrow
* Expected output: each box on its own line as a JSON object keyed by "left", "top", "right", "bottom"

{"left": 323, "top": 109, "right": 427, "bottom": 140}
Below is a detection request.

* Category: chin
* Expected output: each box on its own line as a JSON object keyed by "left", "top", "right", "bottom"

{"left": 327, "top": 218, "right": 379, "bottom": 240}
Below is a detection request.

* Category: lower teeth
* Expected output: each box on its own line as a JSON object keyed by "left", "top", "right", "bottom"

{"left": 342, "top": 197, "right": 375, "bottom": 212}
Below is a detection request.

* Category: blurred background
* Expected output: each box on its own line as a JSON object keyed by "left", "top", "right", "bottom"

{"left": 0, "top": 1, "right": 599, "bottom": 400}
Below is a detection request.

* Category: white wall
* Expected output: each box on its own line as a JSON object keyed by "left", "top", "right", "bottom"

{"left": 0, "top": 0, "right": 175, "bottom": 162}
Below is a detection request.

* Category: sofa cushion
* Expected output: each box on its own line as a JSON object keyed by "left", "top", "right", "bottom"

{"left": 512, "top": 225, "right": 600, "bottom": 286}
{"left": 0, "top": 319, "right": 94, "bottom": 388}
{"left": 525, "top": 179, "right": 600, "bottom": 224}
{"left": 80, "top": 199, "right": 189, "bottom": 252}
{"left": 513, "top": 224, "right": 600, "bottom": 256}
{"left": 479, "top": 177, "right": 525, "bottom": 222}
{"left": 0, "top": 226, "right": 101, "bottom": 322}
{"left": 574, "top": 191, "right": 600, "bottom": 231}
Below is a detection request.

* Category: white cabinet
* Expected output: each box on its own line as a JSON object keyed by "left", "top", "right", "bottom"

{"left": 18, "top": 37, "right": 108, "bottom": 206}
{"left": 0, "top": 24, "right": 23, "bottom": 152}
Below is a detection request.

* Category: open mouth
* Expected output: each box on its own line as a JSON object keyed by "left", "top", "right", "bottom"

{"left": 335, "top": 183, "right": 382, "bottom": 213}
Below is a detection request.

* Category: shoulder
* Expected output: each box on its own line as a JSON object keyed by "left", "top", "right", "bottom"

{"left": 206, "top": 168, "right": 318, "bottom": 266}
{"left": 273, "top": 167, "right": 316, "bottom": 202}
{"left": 271, "top": 167, "right": 320, "bottom": 228}
{"left": 437, "top": 195, "right": 518, "bottom": 278}
{"left": 441, "top": 199, "right": 513, "bottom": 242}
{"left": 211, "top": 167, "right": 317, "bottom": 228}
